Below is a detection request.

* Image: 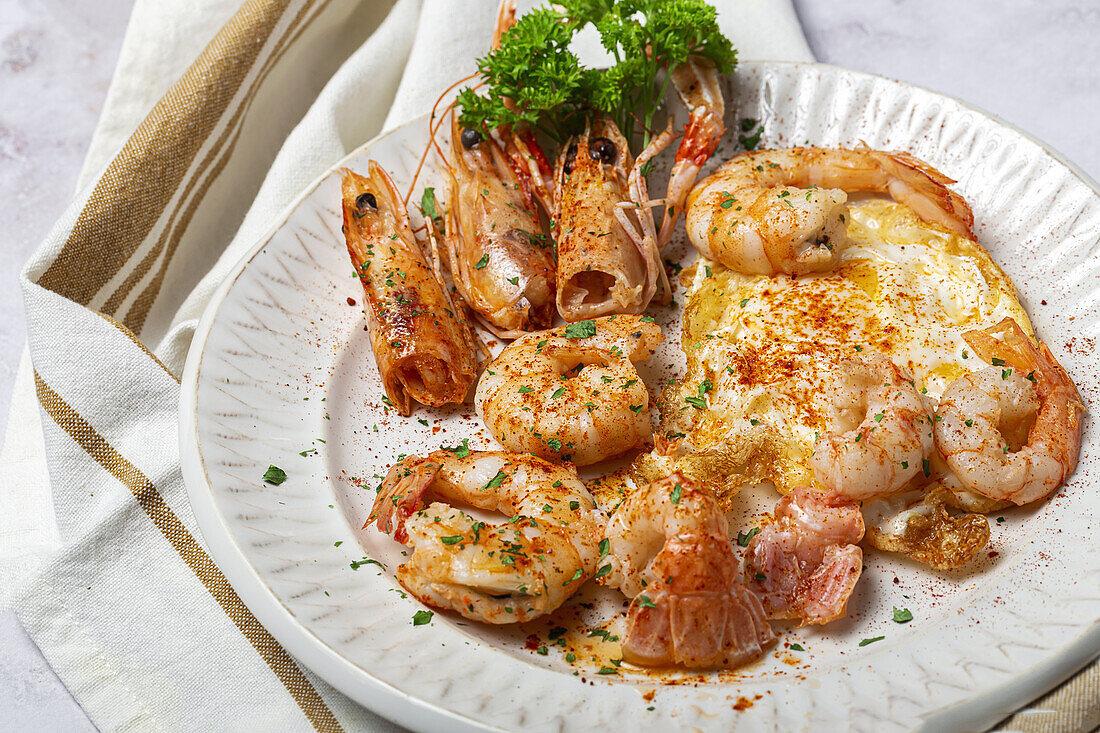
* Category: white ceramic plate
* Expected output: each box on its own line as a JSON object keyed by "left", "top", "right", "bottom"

{"left": 180, "top": 62, "right": 1100, "bottom": 732}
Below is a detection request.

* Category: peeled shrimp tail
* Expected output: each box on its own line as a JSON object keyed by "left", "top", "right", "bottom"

{"left": 475, "top": 314, "right": 663, "bottom": 466}
{"left": 622, "top": 532, "right": 774, "bottom": 668}
{"left": 810, "top": 354, "right": 935, "bottom": 500}
{"left": 368, "top": 454, "right": 440, "bottom": 544}
{"left": 602, "top": 474, "right": 775, "bottom": 669}
{"left": 686, "top": 147, "right": 976, "bottom": 275}
{"left": 744, "top": 487, "right": 864, "bottom": 626}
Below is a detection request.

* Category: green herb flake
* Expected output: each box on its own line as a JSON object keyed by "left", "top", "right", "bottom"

{"left": 262, "top": 465, "right": 287, "bottom": 485}
{"left": 420, "top": 187, "right": 440, "bottom": 220}
{"left": 564, "top": 320, "right": 597, "bottom": 338}
{"left": 893, "top": 607, "right": 913, "bottom": 623}
{"left": 444, "top": 438, "right": 471, "bottom": 458}
{"left": 474, "top": 254, "right": 490, "bottom": 269}
{"left": 859, "top": 636, "right": 885, "bottom": 647}
{"left": 412, "top": 610, "right": 434, "bottom": 626}
{"left": 737, "top": 527, "right": 760, "bottom": 547}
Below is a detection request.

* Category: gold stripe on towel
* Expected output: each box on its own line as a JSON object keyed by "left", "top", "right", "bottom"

{"left": 111, "top": 0, "right": 324, "bottom": 334}
{"left": 34, "top": 372, "right": 343, "bottom": 733}
{"left": 37, "top": 0, "right": 298, "bottom": 309}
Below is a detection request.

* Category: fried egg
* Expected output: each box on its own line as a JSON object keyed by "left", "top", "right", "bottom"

{"left": 639, "top": 199, "right": 1033, "bottom": 502}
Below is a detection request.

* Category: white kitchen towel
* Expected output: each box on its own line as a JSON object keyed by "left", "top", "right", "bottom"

{"left": 3, "top": 1, "right": 813, "bottom": 730}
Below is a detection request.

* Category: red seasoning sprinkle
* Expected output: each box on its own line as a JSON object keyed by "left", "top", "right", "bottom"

{"left": 347, "top": 297, "right": 357, "bottom": 306}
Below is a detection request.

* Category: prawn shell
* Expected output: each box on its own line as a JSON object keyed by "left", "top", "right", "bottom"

{"left": 341, "top": 163, "right": 477, "bottom": 415}
{"left": 444, "top": 113, "right": 557, "bottom": 336}
{"left": 554, "top": 119, "right": 651, "bottom": 320}
{"left": 864, "top": 487, "right": 990, "bottom": 570}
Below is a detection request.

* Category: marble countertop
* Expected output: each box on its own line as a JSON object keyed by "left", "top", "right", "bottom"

{"left": 1, "top": 0, "right": 1098, "bottom": 729}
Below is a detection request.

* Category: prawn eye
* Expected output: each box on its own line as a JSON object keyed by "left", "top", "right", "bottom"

{"left": 460, "top": 127, "right": 483, "bottom": 149}
{"left": 355, "top": 192, "right": 377, "bottom": 214}
{"left": 589, "top": 137, "right": 618, "bottom": 164}
{"left": 563, "top": 142, "right": 579, "bottom": 174}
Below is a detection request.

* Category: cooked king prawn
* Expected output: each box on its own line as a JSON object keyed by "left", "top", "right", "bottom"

{"left": 369, "top": 450, "right": 604, "bottom": 623}
{"left": 935, "top": 317, "right": 1085, "bottom": 505}
{"left": 685, "top": 146, "right": 975, "bottom": 275}
{"left": 601, "top": 473, "right": 775, "bottom": 669}
{"left": 475, "top": 314, "right": 663, "bottom": 466}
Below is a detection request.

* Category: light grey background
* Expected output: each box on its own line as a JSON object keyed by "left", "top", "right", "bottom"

{"left": 1, "top": 0, "right": 1098, "bottom": 728}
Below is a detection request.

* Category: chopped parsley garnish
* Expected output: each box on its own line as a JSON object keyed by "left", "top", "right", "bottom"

{"left": 443, "top": 438, "right": 471, "bottom": 458}
{"left": 420, "top": 187, "right": 441, "bottom": 220}
{"left": 547, "top": 438, "right": 563, "bottom": 451}
{"left": 441, "top": 535, "right": 464, "bottom": 545}
{"left": 262, "top": 465, "right": 287, "bottom": 485}
{"left": 564, "top": 320, "right": 596, "bottom": 338}
{"left": 484, "top": 470, "right": 507, "bottom": 490}
{"left": 412, "top": 610, "right": 434, "bottom": 626}
{"left": 637, "top": 594, "right": 657, "bottom": 608}
{"left": 859, "top": 636, "right": 884, "bottom": 647}
{"left": 892, "top": 607, "right": 913, "bottom": 623}
{"left": 594, "top": 563, "right": 612, "bottom": 579}
{"left": 474, "top": 254, "right": 490, "bottom": 269}
{"left": 737, "top": 527, "right": 760, "bottom": 547}
{"left": 789, "top": 643, "right": 805, "bottom": 652}
{"left": 670, "top": 483, "right": 683, "bottom": 504}
{"left": 685, "top": 396, "right": 707, "bottom": 409}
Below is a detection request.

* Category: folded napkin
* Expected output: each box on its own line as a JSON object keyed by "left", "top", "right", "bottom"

{"left": 2, "top": 0, "right": 1094, "bottom": 730}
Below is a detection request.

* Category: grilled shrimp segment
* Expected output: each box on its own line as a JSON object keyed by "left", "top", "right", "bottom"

{"left": 810, "top": 355, "right": 936, "bottom": 499}
{"left": 553, "top": 119, "right": 672, "bottom": 320}
{"left": 341, "top": 163, "right": 477, "bottom": 415}
{"left": 443, "top": 114, "right": 556, "bottom": 337}
{"left": 602, "top": 474, "right": 775, "bottom": 668}
{"left": 744, "top": 487, "right": 864, "bottom": 626}
{"left": 368, "top": 450, "right": 604, "bottom": 623}
{"left": 935, "top": 318, "right": 1085, "bottom": 505}
{"left": 475, "top": 314, "right": 663, "bottom": 465}
{"left": 685, "top": 147, "right": 975, "bottom": 275}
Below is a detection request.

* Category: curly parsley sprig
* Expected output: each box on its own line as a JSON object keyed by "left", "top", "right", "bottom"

{"left": 456, "top": 7, "right": 590, "bottom": 143}
{"left": 457, "top": 0, "right": 736, "bottom": 152}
